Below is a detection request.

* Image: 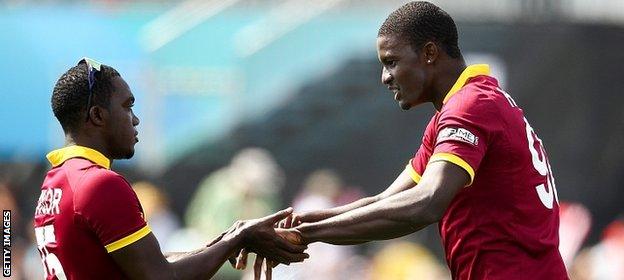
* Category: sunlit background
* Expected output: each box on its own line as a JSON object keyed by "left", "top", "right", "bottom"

{"left": 1, "top": 0, "right": 623, "bottom": 279}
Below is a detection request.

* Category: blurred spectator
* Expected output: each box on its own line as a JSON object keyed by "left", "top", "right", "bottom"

{"left": 185, "top": 147, "right": 283, "bottom": 236}
{"left": 135, "top": 181, "right": 205, "bottom": 259}
{"left": 292, "top": 169, "right": 343, "bottom": 211}
{"left": 271, "top": 169, "right": 363, "bottom": 280}
{"left": 571, "top": 217, "right": 624, "bottom": 280}
{"left": 184, "top": 147, "right": 283, "bottom": 279}
{"left": 0, "top": 183, "right": 20, "bottom": 236}
{"left": 558, "top": 201, "right": 592, "bottom": 268}
{"left": 370, "top": 240, "right": 448, "bottom": 280}
{"left": 23, "top": 218, "right": 45, "bottom": 280}
{"left": 0, "top": 182, "right": 29, "bottom": 280}
{"left": 132, "top": 181, "right": 181, "bottom": 248}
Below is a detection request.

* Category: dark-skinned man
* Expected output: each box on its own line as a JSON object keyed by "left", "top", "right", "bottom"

{"left": 272, "top": 2, "right": 568, "bottom": 279}
{"left": 33, "top": 58, "right": 308, "bottom": 280}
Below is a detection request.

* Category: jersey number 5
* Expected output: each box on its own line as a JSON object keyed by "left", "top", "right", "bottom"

{"left": 35, "top": 225, "right": 67, "bottom": 280}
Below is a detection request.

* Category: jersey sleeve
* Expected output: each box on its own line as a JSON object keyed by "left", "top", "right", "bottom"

{"left": 74, "top": 171, "right": 150, "bottom": 253}
{"left": 430, "top": 90, "right": 499, "bottom": 185}
{"left": 407, "top": 115, "right": 437, "bottom": 184}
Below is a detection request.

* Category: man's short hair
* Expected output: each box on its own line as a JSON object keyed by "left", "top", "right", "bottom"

{"left": 378, "top": 1, "right": 461, "bottom": 58}
{"left": 51, "top": 62, "right": 120, "bottom": 132}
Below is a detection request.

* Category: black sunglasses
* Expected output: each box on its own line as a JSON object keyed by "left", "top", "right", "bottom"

{"left": 77, "top": 57, "right": 102, "bottom": 122}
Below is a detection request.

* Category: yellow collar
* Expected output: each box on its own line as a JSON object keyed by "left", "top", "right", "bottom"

{"left": 46, "top": 145, "right": 111, "bottom": 169}
{"left": 442, "top": 64, "right": 490, "bottom": 104}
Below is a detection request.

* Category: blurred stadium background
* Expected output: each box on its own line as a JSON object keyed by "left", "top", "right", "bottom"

{"left": 1, "top": 0, "right": 623, "bottom": 279}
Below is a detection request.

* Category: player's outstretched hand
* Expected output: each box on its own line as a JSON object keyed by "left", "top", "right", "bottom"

{"left": 236, "top": 208, "right": 309, "bottom": 265}
{"left": 249, "top": 214, "right": 308, "bottom": 279}
{"left": 276, "top": 228, "right": 305, "bottom": 245}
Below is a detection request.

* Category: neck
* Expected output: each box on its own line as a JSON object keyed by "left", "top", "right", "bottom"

{"left": 64, "top": 131, "right": 113, "bottom": 166}
{"left": 431, "top": 58, "right": 466, "bottom": 111}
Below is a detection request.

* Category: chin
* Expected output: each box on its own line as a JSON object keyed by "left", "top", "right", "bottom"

{"left": 399, "top": 101, "right": 412, "bottom": 110}
{"left": 125, "top": 150, "right": 135, "bottom": 159}
{"left": 117, "top": 148, "right": 135, "bottom": 160}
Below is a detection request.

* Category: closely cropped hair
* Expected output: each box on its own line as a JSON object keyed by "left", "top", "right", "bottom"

{"left": 51, "top": 62, "right": 120, "bottom": 132}
{"left": 378, "top": 1, "right": 461, "bottom": 58}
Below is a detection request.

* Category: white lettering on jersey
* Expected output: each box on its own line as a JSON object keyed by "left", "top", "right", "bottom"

{"left": 35, "top": 225, "right": 67, "bottom": 279}
{"left": 523, "top": 117, "right": 559, "bottom": 209}
{"left": 35, "top": 188, "right": 62, "bottom": 216}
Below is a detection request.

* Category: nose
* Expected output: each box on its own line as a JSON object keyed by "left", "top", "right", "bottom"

{"left": 132, "top": 112, "right": 140, "bottom": 126}
{"left": 381, "top": 67, "right": 392, "bottom": 85}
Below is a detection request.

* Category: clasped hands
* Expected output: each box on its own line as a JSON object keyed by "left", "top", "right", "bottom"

{"left": 222, "top": 208, "right": 311, "bottom": 280}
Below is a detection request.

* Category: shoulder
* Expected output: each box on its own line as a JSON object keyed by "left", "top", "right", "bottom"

{"left": 445, "top": 76, "right": 500, "bottom": 112}
{"left": 74, "top": 169, "right": 134, "bottom": 207}
{"left": 81, "top": 168, "right": 130, "bottom": 190}
{"left": 440, "top": 76, "right": 506, "bottom": 125}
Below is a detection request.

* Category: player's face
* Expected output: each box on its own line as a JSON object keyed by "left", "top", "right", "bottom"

{"left": 103, "top": 76, "right": 140, "bottom": 159}
{"left": 377, "top": 34, "right": 429, "bottom": 110}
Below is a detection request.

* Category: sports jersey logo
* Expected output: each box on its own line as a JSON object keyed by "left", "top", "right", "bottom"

{"left": 437, "top": 127, "right": 478, "bottom": 146}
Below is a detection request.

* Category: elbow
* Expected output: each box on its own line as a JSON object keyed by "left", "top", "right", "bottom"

{"left": 406, "top": 196, "right": 445, "bottom": 228}
{"left": 421, "top": 196, "right": 449, "bottom": 225}
{"left": 422, "top": 207, "right": 444, "bottom": 224}
{"left": 408, "top": 208, "right": 441, "bottom": 228}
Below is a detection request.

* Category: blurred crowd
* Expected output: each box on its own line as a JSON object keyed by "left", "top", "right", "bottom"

{"left": 1, "top": 147, "right": 623, "bottom": 279}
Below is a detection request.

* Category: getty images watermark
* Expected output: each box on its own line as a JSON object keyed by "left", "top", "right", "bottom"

{"left": 2, "top": 210, "right": 10, "bottom": 277}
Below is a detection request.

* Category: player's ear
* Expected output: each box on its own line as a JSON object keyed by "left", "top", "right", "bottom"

{"left": 422, "top": 41, "right": 439, "bottom": 64}
{"left": 88, "top": 105, "right": 108, "bottom": 127}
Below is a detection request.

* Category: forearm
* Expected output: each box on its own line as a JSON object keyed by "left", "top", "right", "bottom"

{"left": 321, "top": 196, "right": 380, "bottom": 219}
{"left": 168, "top": 208, "right": 308, "bottom": 278}
{"left": 114, "top": 209, "right": 305, "bottom": 280}
{"left": 164, "top": 251, "right": 194, "bottom": 262}
{"left": 298, "top": 170, "right": 416, "bottom": 224}
{"left": 297, "top": 186, "right": 436, "bottom": 245}
{"left": 168, "top": 236, "right": 241, "bottom": 279}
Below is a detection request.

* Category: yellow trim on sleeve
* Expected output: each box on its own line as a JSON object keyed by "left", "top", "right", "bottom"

{"left": 406, "top": 160, "right": 421, "bottom": 184}
{"left": 46, "top": 145, "right": 111, "bottom": 169}
{"left": 442, "top": 64, "right": 490, "bottom": 105}
{"left": 105, "top": 225, "right": 151, "bottom": 253}
{"left": 429, "top": 153, "right": 475, "bottom": 185}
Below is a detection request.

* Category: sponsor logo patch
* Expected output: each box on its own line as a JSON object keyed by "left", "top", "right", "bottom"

{"left": 437, "top": 127, "right": 478, "bottom": 146}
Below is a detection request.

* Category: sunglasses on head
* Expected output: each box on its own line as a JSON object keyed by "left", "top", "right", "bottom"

{"left": 77, "top": 57, "right": 102, "bottom": 122}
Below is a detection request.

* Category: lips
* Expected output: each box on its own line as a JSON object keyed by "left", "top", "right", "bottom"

{"left": 388, "top": 87, "right": 400, "bottom": 100}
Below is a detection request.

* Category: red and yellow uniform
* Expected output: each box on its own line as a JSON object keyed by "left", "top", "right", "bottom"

{"left": 34, "top": 146, "right": 150, "bottom": 279}
{"left": 408, "top": 64, "right": 568, "bottom": 279}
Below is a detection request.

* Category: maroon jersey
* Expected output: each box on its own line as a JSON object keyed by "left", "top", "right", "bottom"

{"left": 406, "top": 65, "right": 568, "bottom": 279}
{"left": 34, "top": 146, "right": 150, "bottom": 279}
